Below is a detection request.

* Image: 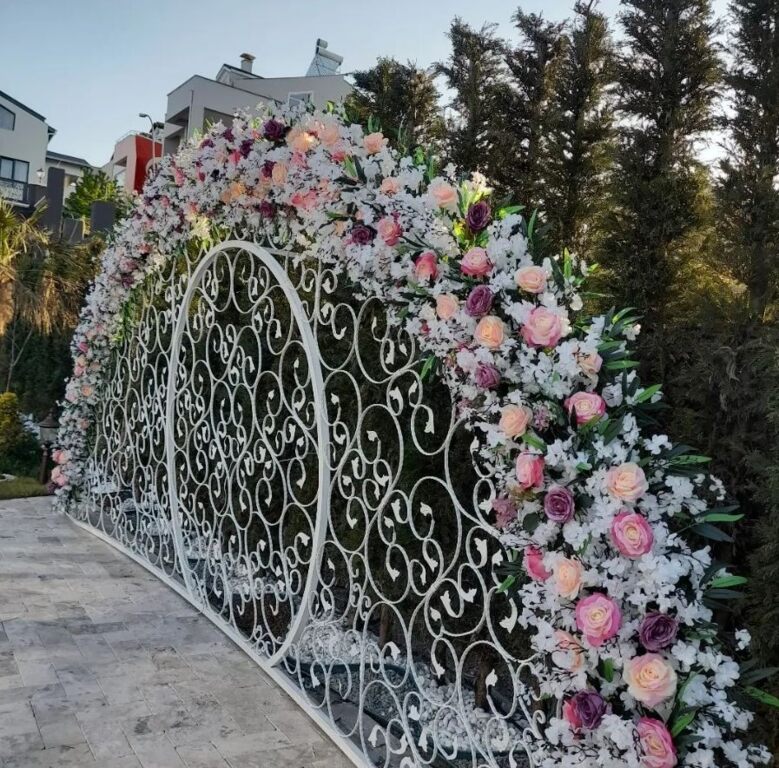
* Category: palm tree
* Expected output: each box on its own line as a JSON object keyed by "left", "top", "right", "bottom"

{"left": 0, "top": 200, "right": 96, "bottom": 390}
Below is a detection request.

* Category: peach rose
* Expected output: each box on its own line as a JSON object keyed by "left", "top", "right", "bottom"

{"left": 318, "top": 121, "right": 341, "bottom": 147}
{"left": 81, "top": 384, "right": 94, "bottom": 398}
{"left": 624, "top": 654, "right": 678, "bottom": 708}
{"left": 460, "top": 247, "right": 492, "bottom": 277}
{"left": 435, "top": 293, "right": 459, "bottom": 320}
{"left": 524, "top": 546, "right": 550, "bottom": 582}
{"left": 578, "top": 351, "right": 603, "bottom": 377}
{"left": 637, "top": 717, "right": 677, "bottom": 768}
{"left": 474, "top": 316, "right": 505, "bottom": 349}
{"left": 553, "top": 557, "right": 584, "bottom": 600}
{"left": 516, "top": 453, "right": 545, "bottom": 490}
{"left": 610, "top": 511, "right": 654, "bottom": 558}
{"left": 363, "top": 131, "right": 386, "bottom": 155}
{"left": 605, "top": 462, "right": 648, "bottom": 502}
{"left": 565, "top": 391, "right": 606, "bottom": 425}
{"left": 515, "top": 265, "right": 547, "bottom": 294}
{"left": 575, "top": 593, "right": 622, "bottom": 646}
{"left": 552, "top": 630, "right": 584, "bottom": 672}
{"left": 271, "top": 162, "right": 288, "bottom": 185}
{"left": 415, "top": 251, "right": 439, "bottom": 281}
{"left": 429, "top": 179, "right": 458, "bottom": 210}
{"left": 499, "top": 404, "right": 532, "bottom": 438}
{"left": 380, "top": 177, "right": 400, "bottom": 195}
{"left": 288, "top": 129, "right": 317, "bottom": 154}
{"left": 521, "top": 307, "right": 564, "bottom": 348}
{"left": 377, "top": 216, "right": 402, "bottom": 246}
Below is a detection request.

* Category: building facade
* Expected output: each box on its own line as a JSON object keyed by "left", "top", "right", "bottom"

{"left": 44, "top": 150, "right": 94, "bottom": 203}
{"left": 0, "top": 90, "right": 54, "bottom": 209}
{"left": 163, "top": 40, "right": 352, "bottom": 156}
{"left": 104, "top": 131, "right": 163, "bottom": 195}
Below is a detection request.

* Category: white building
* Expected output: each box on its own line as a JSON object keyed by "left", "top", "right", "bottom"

{"left": 0, "top": 90, "right": 54, "bottom": 208}
{"left": 44, "top": 150, "right": 94, "bottom": 203}
{"left": 163, "top": 39, "right": 352, "bottom": 156}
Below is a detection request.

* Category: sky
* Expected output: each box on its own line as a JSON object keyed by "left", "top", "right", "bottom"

{"left": 1, "top": 0, "right": 728, "bottom": 167}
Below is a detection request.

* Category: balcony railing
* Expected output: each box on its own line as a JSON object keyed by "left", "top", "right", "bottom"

{"left": 0, "top": 178, "right": 29, "bottom": 205}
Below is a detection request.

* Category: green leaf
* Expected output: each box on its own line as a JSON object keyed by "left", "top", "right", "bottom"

{"left": 605, "top": 359, "right": 640, "bottom": 371}
{"left": 700, "top": 512, "right": 743, "bottom": 523}
{"left": 420, "top": 356, "right": 437, "bottom": 381}
{"left": 711, "top": 575, "right": 747, "bottom": 588}
{"left": 601, "top": 658, "right": 614, "bottom": 682}
{"left": 521, "top": 432, "right": 546, "bottom": 451}
{"left": 704, "top": 588, "right": 744, "bottom": 600}
{"left": 497, "top": 575, "right": 516, "bottom": 594}
{"left": 691, "top": 523, "right": 734, "bottom": 542}
{"left": 670, "top": 709, "right": 698, "bottom": 737}
{"left": 744, "top": 687, "right": 779, "bottom": 709}
{"left": 635, "top": 384, "right": 662, "bottom": 403}
{"left": 740, "top": 667, "right": 779, "bottom": 686}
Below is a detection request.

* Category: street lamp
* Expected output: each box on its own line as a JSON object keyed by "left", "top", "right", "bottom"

{"left": 139, "top": 113, "right": 164, "bottom": 164}
{"left": 37, "top": 410, "right": 59, "bottom": 485}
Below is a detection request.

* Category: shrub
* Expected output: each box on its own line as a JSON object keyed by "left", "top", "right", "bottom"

{"left": 0, "top": 393, "right": 40, "bottom": 476}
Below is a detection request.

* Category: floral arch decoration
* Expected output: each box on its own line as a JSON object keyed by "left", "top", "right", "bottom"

{"left": 53, "top": 106, "right": 770, "bottom": 768}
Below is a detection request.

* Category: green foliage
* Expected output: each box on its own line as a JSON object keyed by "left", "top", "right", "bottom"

{"left": 0, "top": 476, "right": 48, "bottom": 500}
{"left": 542, "top": 1, "right": 616, "bottom": 257}
{"left": 63, "top": 168, "right": 130, "bottom": 224}
{"left": 346, "top": 57, "right": 445, "bottom": 153}
{"left": 0, "top": 392, "right": 40, "bottom": 476}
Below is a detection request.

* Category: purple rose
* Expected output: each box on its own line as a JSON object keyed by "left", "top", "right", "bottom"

{"left": 222, "top": 127, "right": 234, "bottom": 143}
{"left": 350, "top": 224, "right": 376, "bottom": 246}
{"left": 465, "top": 200, "right": 492, "bottom": 233}
{"left": 465, "top": 285, "right": 494, "bottom": 317}
{"left": 263, "top": 118, "right": 287, "bottom": 142}
{"left": 261, "top": 160, "right": 275, "bottom": 180}
{"left": 571, "top": 690, "right": 607, "bottom": 730}
{"left": 492, "top": 496, "right": 517, "bottom": 529}
{"left": 543, "top": 485, "right": 575, "bottom": 523}
{"left": 639, "top": 612, "right": 678, "bottom": 651}
{"left": 259, "top": 201, "right": 276, "bottom": 219}
{"left": 474, "top": 363, "right": 501, "bottom": 390}
{"left": 239, "top": 138, "right": 254, "bottom": 158}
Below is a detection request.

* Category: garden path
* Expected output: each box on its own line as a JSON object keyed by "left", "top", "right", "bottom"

{"left": 0, "top": 497, "right": 353, "bottom": 768}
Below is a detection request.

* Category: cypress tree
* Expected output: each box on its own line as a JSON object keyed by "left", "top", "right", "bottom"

{"left": 543, "top": 1, "right": 615, "bottom": 257}
{"left": 435, "top": 19, "right": 508, "bottom": 177}
{"left": 498, "top": 10, "right": 567, "bottom": 209}
{"left": 347, "top": 58, "right": 445, "bottom": 152}
{"left": 601, "top": 0, "right": 720, "bottom": 378}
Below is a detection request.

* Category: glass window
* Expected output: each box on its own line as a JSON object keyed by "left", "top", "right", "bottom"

{"left": 13, "top": 160, "right": 28, "bottom": 182}
{"left": 0, "top": 105, "right": 14, "bottom": 131}
{"left": 0, "top": 158, "right": 13, "bottom": 179}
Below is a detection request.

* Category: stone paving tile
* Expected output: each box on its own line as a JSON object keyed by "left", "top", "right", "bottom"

{"left": 0, "top": 497, "right": 353, "bottom": 768}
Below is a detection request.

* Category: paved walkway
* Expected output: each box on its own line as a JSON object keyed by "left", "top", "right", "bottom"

{"left": 0, "top": 497, "right": 353, "bottom": 768}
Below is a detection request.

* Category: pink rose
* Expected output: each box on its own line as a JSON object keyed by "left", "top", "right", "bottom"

{"left": 515, "top": 265, "right": 547, "bottom": 294}
{"left": 415, "top": 251, "right": 439, "bottom": 281}
{"left": 605, "top": 462, "right": 648, "bottom": 502}
{"left": 499, "top": 404, "right": 532, "bottom": 439}
{"left": 610, "top": 511, "right": 654, "bottom": 558}
{"left": 377, "top": 216, "right": 402, "bottom": 246}
{"left": 552, "top": 630, "right": 584, "bottom": 672}
{"left": 50, "top": 466, "right": 68, "bottom": 487}
{"left": 624, "top": 654, "right": 678, "bottom": 708}
{"left": 435, "top": 293, "right": 458, "bottom": 319}
{"left": 565, "top": 391, "right": 606, "bottom": 425}
{"left": 516, "top": 453, "right": 545, "bottom": 490}
{"left": 428, "top": 179, "right": 458, "bottom": 210}
{"left": 637, "top": 717, "right": 677, "bottom": 768}
{"left": 77, "top": 340, "right": 89, "bottom": 354}
{"left": 318, "top": 121, "right": 341, "bottom": 147}
{"left": 575, "top": 593, "right": 622, "bottom": 646}
{"left": 562, "top": 698, "right": 581, "bottom": 730}
{"left": 578, "top": 351, "right": 603, "bottom": 377}
{"left": 553, "top": 557, "right": 584, "bottom": 600}
{"left": 380, "top": 177, "right": 400, "bottom": 195}
{"left": 363, "top": 131, "right": 386, "bottom": 155}
{"left": 460, "top": 247, "right": 492, "bottom": 277}
{"left": 521, "top": 307, "right": 564, "bottom": 348}
{"left": 474, "top": 316, "right": 505, "bottom": 349}
{"left": 524, "top": 546, "right": 550, "bottom": 582}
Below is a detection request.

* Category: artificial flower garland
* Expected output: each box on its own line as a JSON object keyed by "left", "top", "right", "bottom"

{"left": 53, "top": 107, "right": 770, "bottom": 767}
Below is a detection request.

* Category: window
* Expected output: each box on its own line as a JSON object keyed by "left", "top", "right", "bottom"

{"left": 0, "top": 157, "right": 29, "bottom": 183}
{"left": 0, "top": 105, "right": 14, "bottom": 131}
{"left": 287, "top": 92, "right": 313, "bottom": 110}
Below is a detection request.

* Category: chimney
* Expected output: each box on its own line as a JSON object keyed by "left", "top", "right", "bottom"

{"left": 240, "top": 53, "right": 255, "bottom": 73}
